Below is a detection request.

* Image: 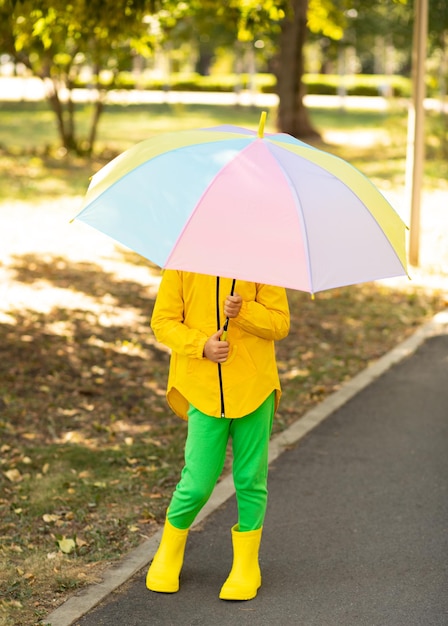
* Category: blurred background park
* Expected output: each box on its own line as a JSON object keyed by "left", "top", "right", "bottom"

{"left": 0, "top": 1, "right": 447, "bottom": 625}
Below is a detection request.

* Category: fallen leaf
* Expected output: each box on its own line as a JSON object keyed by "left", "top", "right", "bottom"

{"left": 22, "top": 432, "right": 37, "bottom": 440}
{"left": 10, "top": 544, "right": 23, "bottom": 553}
{"left": 57, "top": 537, "right": 76, "bottom": 554}
{"left": 4, "top": 468, "right": 22, "bottom": 482}
{"left": 6, "top": 599, "right": 22, "bottom": 609}
{"left": 43, "top": 514, "right": 61, "bottom": 523}
{"left": 128, "top": 525, "right": 139, "bottom": 533}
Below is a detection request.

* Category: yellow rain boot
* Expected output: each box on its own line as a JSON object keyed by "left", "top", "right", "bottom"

{"left": 219, "top": 525, "right": 262, "bottom": 601}
{"left": 146, "top": 518, "right": 189, "bottom": 593}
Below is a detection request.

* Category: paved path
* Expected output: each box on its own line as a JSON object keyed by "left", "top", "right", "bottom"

{"left": 53, "top": 319, "right": 448, "bottom": 626}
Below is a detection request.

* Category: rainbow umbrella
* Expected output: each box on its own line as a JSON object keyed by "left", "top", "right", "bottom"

{"left": 73, "top": 112, "right": 408, "bottom": 294}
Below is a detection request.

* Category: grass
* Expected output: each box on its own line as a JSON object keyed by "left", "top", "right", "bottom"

{"left": 1, "top": 100, "right": 446, "bottom": 203}
{"left": 0, "top": 102, "right": 279, "bottom": 202}
{"left": 0, "top": 101, "right": 269, "bottom": 152}
{"left": 0, "top": 98, "right": 447, "bottom": 625}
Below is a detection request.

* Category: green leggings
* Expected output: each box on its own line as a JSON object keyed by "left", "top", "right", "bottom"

{"left": 167, "top": 392, "right": 275, "bottom": 532}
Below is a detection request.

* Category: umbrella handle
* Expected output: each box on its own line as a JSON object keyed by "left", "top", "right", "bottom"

{"left": 221, "top": 278, "right": 236, "bottom": 341}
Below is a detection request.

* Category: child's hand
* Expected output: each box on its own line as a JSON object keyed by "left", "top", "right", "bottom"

{"left": 224, "top": 293, "right": 242, "bottom": 319}
{"left": 203, "top": 329, "right": 229, "bottom": 363}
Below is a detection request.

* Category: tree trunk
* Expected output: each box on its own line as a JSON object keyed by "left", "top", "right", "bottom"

{"left": 45, "top": 79, "right": 69, "bottom": 149}
{"left": 87, "top": 96, "right": 105, "bottom": 156}
{"left": 43, "top": 75, "right": 78, "bottom": 153}
{"left": 195, "top": 42, "right": 214, "bottom": 76}
{"left": 66, "top": 82, "right": 76, "bottom": 149}
{"left": 276, "top": 0, "right": 319, "bottom": 138}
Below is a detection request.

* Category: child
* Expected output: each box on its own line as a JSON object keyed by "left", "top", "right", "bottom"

{"left": 146, "top": 270, "right": 290, "bottom": 600}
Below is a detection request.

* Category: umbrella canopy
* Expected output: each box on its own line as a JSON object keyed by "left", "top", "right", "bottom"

{"left": 73, "top": 113, "right": 408, "bottom": 294}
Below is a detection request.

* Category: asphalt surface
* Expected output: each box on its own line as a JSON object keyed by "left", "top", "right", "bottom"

{"left": 66, "top": 331, "right": 448, "bottom": 626}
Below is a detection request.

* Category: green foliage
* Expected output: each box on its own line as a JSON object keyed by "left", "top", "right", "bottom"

{"left": 64, "top": 71, "right": 411, "bottom": 97}
{"left": 307, "top": 0, "right": 349, "bottom": 40}
{"left": 1, "top": 0, "right": 446, "bottom": 151}
{"left": 4, "top": 0, "right": 156, "bottom": 70}
{"left": 0, "top": 0, "right": 157, "bottom": 154}
{"left": 428, "top": 0, "right": 448, "bottom": 50}
{"left": 302, "top": 73, "right": 412, "bottom": 97}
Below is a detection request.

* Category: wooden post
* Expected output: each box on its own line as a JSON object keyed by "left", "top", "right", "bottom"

{"left": 406, "top": 0, "right": 428, "bottom": 267}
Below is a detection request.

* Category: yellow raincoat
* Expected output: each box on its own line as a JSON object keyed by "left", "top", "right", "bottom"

{"left": 151, "top": 270, "right": 290, "bottom": 420}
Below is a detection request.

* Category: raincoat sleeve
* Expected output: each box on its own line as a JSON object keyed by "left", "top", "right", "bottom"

{"left": 151, "top": 271, "right": 207, "bottom": 359}
{"left": 233, "top": 284, "right": 290, "bottom": 341}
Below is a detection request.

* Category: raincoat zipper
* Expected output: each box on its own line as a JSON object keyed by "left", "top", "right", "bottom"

{"left": 216, "top": 277, "right": 226, "bottom": 417}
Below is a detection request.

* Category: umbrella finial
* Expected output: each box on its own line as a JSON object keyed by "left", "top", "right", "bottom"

{"left": 258, "top": 111, "right": 267, "bottom": 138}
